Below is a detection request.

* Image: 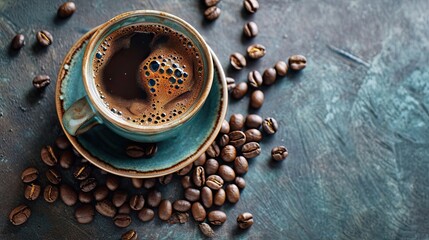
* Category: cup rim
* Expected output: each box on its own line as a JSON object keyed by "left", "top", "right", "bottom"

{"left": 82, "top": 10, "right": 214, "bottom": 134}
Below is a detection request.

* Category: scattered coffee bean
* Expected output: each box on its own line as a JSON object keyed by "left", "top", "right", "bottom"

{"left": 129, "top": 194, "right": 145, "bottom": 211}
{"left": 228, "top": 131, "right": 246, "bottom": 148}
{"left": 96, "top": 199, "right": 117, "bottom": 218}
{"left": 206, "top": 141, "right": 220, "bottom": 158}
{"left": 75, "top": 204, "right": 95, "bottom": 224}
{"left": 24, "top": 183, "right": 41, "bottom": 201}
{"left": 158, "top": 199, "right": 172, "bottom": 221}
{"left": 243, "top": 21, "right": 258, "bottom": 38}
{"left": 59, "top": 150, "right": 75, "bottom": 169}
{"left": 33, "top": 74, "right": 51, "bottom": 89}
{"left": 214, "top": 188, "right": 226, "bottom": 206}
{"left": 230, "top": 52, "right": 246, "bottom": 70}
{"left": 57, "top": 1, "right": 76, "bottom": 18}
{"left": 106, "top": 175, "right": 120, "bottom": 191}
{"left": 40, "top": 145, "right": 58, "bottom": 166}
{"left": 191, "top": 202, "right": 206, "bottom": 222}
{"left": 262, "top": 67, "right": 277, "bottom": 85}
{"left": 46, "top": 168, "right": 62, "bottom": 185}
{"left": 232, "top": 82, "right": 248, "bottom": 99}
{"left": 192, "top": 166, "right": 206, "bottom": 187}
{"left": 44, "top": 185, "right": 59, "bottom": 203}
{"left": 206, "top": 175, "right": 224, "bottom": 190}
{"left": 159, "top": 174, "right": 172, "bottom": 185}
{"left": 79, "top": 178, "right": 97, "bottom": 192}
{"left": 288, "top": 54, "right": 307, "bottom": 71}
{"left": 138, "top": 208, "right": 154, "bottom": 222}
{"left": 121, "top": 229, "right": 138, "bottom": 240}
{"left": 245, "top": 129, "right": 262, "bottom": 142}
{"left": 11, "top": 34, "right": 25, "bottom": 50}
{"left": 247, "top": 44, "right": 266, "bottom": 59}
{"left": 237, "top": 212, "right": 254, "bottom": 229}
{"left": 226, "top": 184, "right": 240, "bottom": 203}
{"left": 113, "top": 214, "right": 132, "bottom": 228}
{"left": 248, "top": 70, "right": 263, "bottom": 88}
{"left": 241, "top": 142, "right": 261, "bottom": 158}
{"left": 112, "top": 190, "right": 128, "bottom": 207}
{"left": 243, "top": 0, "right": 259, "bottom": 13}
{"left": 230, "top": 113, "right": 245, "bottom": 131}
{"left": 218, "top": 165, "right": 236, "bottom": 182}
{"left": 36, "top": 30, "right": 53, "bottom": 46}
{"left": 168, "top": 212, "right": 189, "bottom": 224}
{"left": 205, "top": 0, "right": 220, "bottom": 7}
{"left": 21, "top": 167, "right": 38, "bottom": 183}
{"left": 226, "top": 77, "right": 236, "bottom": 93}
{"left": 94, "top": 185, "right": 109, "bottom": 201}
{"left": 204, "top": 159, "right": 219, "bottom": 175}
{"left": 194, "top": 152, "right": 207, "bottom": 166}
{"left": 118, "top": 204, "right": 131, "bottom": 214}
{"left": 9, "top": 204, "right": 31, "bottom": 226}
{"left": 235, "top": 177, "right": 246, "bottom": 189}
{"left": 184, "top": 188, "right": 200, "bottom": 202}
{"left": 262, "top": 117, "right": 278, "bottom": 135}
{"left": 147, "top": 190, "right": 162, "bottom": 208}
{"left": 55, "top": 135, "right": 71, "bottom": 150}
{"left": 199, "top": 223, "right": 215, "bottom": 237}
{"left": 201, "top": 187, "right": 213, "bottom": 208}
{"left": 275, "top": 60, "right": 288, "bottom": 76}
{"left": 60, "top": 184, "right": 77, "bottom": 206}
{"left": 208, "top": 210, "right": 227, "bottom": 225}
{"left": 173, "top": 199, "right": 192, "bottom": 212}
{"left": 79, "top": 191, "right": 93, "bottom": 204}
{"left": 126, "top": 143, "right": 157, "bottom": 158}
{"left": 181, "top": 176, "right": 193, "bottom": 189}
{"left": 271, "top": 146, "right": 288, "bottom": 161}
{"left": 131, "top": 178, "right": 143, "bottom": 188}
{"left": 73, "top": 164, "right": 91, "bottom": 180}
{"left": 221, "top": 145, "right": 237, "bottom": 162}
{"left": 250, "top": 90, "right": 264, "bottom": 109}
{"left": 234, "top": 156, "right": 249, "bottom": 175}
{"left": 143, "top": 178, "right": 156, "bottom": 189}
{"left": 218, "top": 134, "right": 230, "bottom": 147}
{"left": 245, "top": 114, "right": 263, "bottom": 129}
{"left": 177, "top": 163, "right": 193, "bottom": 175}
{"left": 204, "top": 6, "right": 221, "bottom": 21}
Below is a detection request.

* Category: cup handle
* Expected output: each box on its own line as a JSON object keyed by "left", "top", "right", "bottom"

{"left": 63, "top": 97, "right": 102, "bottom": 136}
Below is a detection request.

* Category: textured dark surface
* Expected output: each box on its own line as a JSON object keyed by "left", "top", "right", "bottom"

{"left": 1, "top": 0, "right": 429, "bottom": 239}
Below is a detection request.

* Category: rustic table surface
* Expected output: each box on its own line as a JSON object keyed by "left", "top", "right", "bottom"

{"left": 1, "top": 0, "right": 429, "bottom": 239}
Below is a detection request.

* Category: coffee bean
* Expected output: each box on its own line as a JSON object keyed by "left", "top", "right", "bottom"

{"left": 218, "top": 165, "right": 236, "bottom": 182}
{"left": 55, "top": 135, "right": 71, "bottom": 150}
{"left": 248, "top": 70, "right": 263, "bottom": 88}
{"left": 112, "top": 190, "right": 128, "bottom": 207}
{"left": 243, "top": 0, "right": 259, "bottom": 13}
{"left": 73, "top": 164, "right": 91, "bottom": 180}
{"left": 118, "top": 204, "right": 131, "bottom": 214}
{"left": 230, "top": 113, "right": 245, "bottom": 131}
{"left": 234, "top": 156, "right": 249, "bottom": 175}
{"left": 214, "top": 188, "right": 226, "bottom": 206}
{"left": 143, "top": 178, "right": 156, "bottom": 189}
{"left": 126, "top": 143, "right": 157, "bottom": 158}
{"left": 75, "top": 204, "right": 95, "bottom": 224}
{"left": 46, "top": 168, "right": 62, "bottom": 185}
{"left": 94, "top": 185, "right": 109, "bottom": 201}
{"left": 271, "top": 146, "right": 288, "bottom": 161}
{"left": 232, "top": 82, "right": 248, "bottom": 99}
{"left": 208, "top": 210, "right": 227, "bottom": 225}
{"left": 194, "top": 152, "right": 207, "bottom": 166}
{"left": 262, "top": 117, "right": 278, "bottom": 135}
{"left": 113, "top": 214, "right": 132, "bottom": 228}
{"left": 275, "top": 60, "right": 288, "bottom": 76}
{"left": 192, "top": 166, "right": 205, "bottom": 187}
{"left": 263, "top": 67, "right": 277, "bottom": 85}
{"left": 243, "top": 21, "right": 258, "bottom": 38}
{"left": 80, "top": 178, "right": 97, "bottom": 192}
{"left": 245, "top": 129, "right": 262, "bottom": 143}
{"left": 245, "top": 114, "right": 262, "bottom": 129}
{"left": 177, "top": 163, "right": 193, "bottom": 175}
{"left": 138, "top": 208, "right": 154, "bottom": 222}
{"left": 121, "top": 229, "right": 138, "bottom": 240}
{"left": 218, "top": 134, "right": 230, "bottom": 147}
{"left": 228, "top": 131, "right": 246, "bottom": 148}
{"left": 168, "top": 212, "right": 190, "bottom": 224}
{"left": 11, "top": 34, "right": 25, "bottom": 50}
{"left": 206, "top": 175, "right": 224, "bottom": 190}
{"left": 96, "top": 200, "right": 117, "bottom": 218}
{"left": 78, "top": 191, "right": 93, "bottom": 204}
{"left": 205, "top": 0, "right": 220, "bottom": 7}
{"left": 206, "top": 141, "right": 220, "bottom": 158}
{"left": 173, "top": 199, "right": 191, "bottom": 212}
{"left": 59, "top": 150, "right": 75, "bottom": 169}
{"left": 226, "top": 77, "right": 236, "bottom": 93}
{"left": 221, "top": 145, "right": 237, "bottom": 162}
{"left": 204, "top": 159, "right": 219, "bottom": 175}
{"left": 181, "top": 176, "right": 193, "bottom": 189}
{"left": 250, "top": 90, "right": 264, "bottom": 109}
{"left": 57, "top": 1, "right": 76, "bottom": 18}
{"left": 158, "top": 199, "right": 172, "bottom": 221}
{"left": 21, "top": 167, "right": 38, "bottom": 183}
{"left": 226, "top": 184, "right": 240, "bottom": 203}
{"left": 242, "top": 142, "right": 261, "bottom": 158}
{"left": 147, "top": 190, "right": 162, "bottom": 208}
{"left": 36, "top": 30, "right": 53, "bottom": 46}
{"left": 44, "top": 185, "right": 59, "bottom": 203}
{"left": 131, "top": 178, "right": 143, "bottom": 188}
{"left": 199, "top": 223, "right": 215, "bottom": 237}
{"left": 24, "top": 183, "right": 41, "bottom": 201}
{"left": 9, "top": 204, "right": 31, "bottom": 226}
{"left": 288, "top": 55, "right": 307, "bottom": 71}
{"left": 191, "top": 202, "right": 206, "bottom": 222}
{"left": 129, "top": 194, "right": 145, "bottom": 211}
{"left": 237, "top": 212, "right": 254, "bottom": 229}
{"left": 204, "top": 6, "right": 221, "bottom": 21}
{"left": 247, "top": 44, "right": 266, "bottom": 59}
{"left": 201, "top": 187, "right": 213, "bottom": 208}
{"left": 106, "top": 175, "right": 120, "bottom": 191}
{"left": 230, "top": 52, "right": 246, "bottom": 70}
{"left": 60, "top": 184, "right": 77, "bottom": 206}
{"left": 159, "top": 174, "right": 173, "bottom": 185}
{"left": 184, "top": 188, "right": 200, "bottom": 202}
{"left": 41, "top": 145, "right": 58, "bottom": 166}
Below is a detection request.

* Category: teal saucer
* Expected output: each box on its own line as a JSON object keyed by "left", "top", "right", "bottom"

{"left": 55, "top": 28, "right": 227, "bottom": 178}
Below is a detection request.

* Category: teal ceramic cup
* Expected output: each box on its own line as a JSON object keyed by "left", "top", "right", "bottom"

{"left": 62, "top": 10, "right": 214, "bottom": 142}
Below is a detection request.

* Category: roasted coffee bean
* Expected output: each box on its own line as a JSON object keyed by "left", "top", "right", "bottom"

{"left": 206, "top": 175, "right": 224, "bottom": 190}
{"left": 218, "top": 134, "right": 230, "bottom": 147}
{"left": 138, "top": 208, "right": 154, "bottom": 222}
{"left": 226, "top": 77, "right": 236, "bottom": 93}
{"left": 288, "top": 55, "right": 307, "bottom": 71}
{"left": 214, "top": 188, "right": 226, "bottom": 206}
{"left": 204, "top": 6, "right": 221, "bottom": 21}
{"left": 191, "top": 202, "right": 206, "bottom": 222}
{"left": 131, "top": 178, "right": 143, "bottom": 188}
{"left": 121, "top": 229, "right": 138, "bottom": 240}
{"left": 245, "top": 114, "right": 262, "bottom": 129}
{"left": 158, "top": 200, "right": 172, "bottom": 221}
{"left": 230, "top": 113, "right": 245, "bottom": 131}
{"left": 220, "top": 145, "right": 237, "bottom": 162}
{"left": 250, "top": 90, "right": 264, "bottom": 109}
{"left": 129, "top": 194, "right": 145, "bottom": 211}
{"left": 118, "top": 204, "right": 131, "bottom": 214}
{"left": 11, "top": 34, "right": 25, "bottom": 50}
{"left": 201, "top": 187, "right": 213, "bottom": 208}
{"left": 75, "top": 204, "right": 95, "bottom": 224}
{"left": 46, "top": 168, "right": 61, "bottom": 185}
{"left": 219, "top": 121, "right": 230, "bottom": 136}
{"left": 226, "top": 184, "right": 240, "bottom": 203}
{"left": 169, "top": 212, "right": 190, "bottom": 224}
{"left": 55, "top": 135, "right": 71, "bottom": 150}
{"left": 21, "top": 167, "right": 38, "bottom": 183}
{"left": 36, "top": 30, "right": 53, "bottom": 46}
{"left": 44, "top": 185, "right": 59, "bottom": 203}
{"left": 218, "top": 165, "right": 236, "bottom": 182}
{"left": 229, "top": 131, "right": 246, "bottom": 148}
{"left": 237, "top": 212, "right": 254, "bottom": 229}
{"left": 243, "top": 21, "right": 258, "bottom": 38}
{"left": 208, "top": 210, "right": 227, "bottom": 225}
{"left": 232, "top": 82, "right": 248, "bottom": 99}
{"left": 194, "top": 152, "right": 207, "bottom": 166}
{"left": 262, "top": 117, "right": 278, "bottom": 135}
{"left": 184, "top": 188, "right": 200, "bottom": 202}
{"left": 96, "top": 200, "right": 117, "bottom": 218}
{"left": 59, "top": 150, "right": 75, "bottom": 169}
{"left": 143, "top": 178, "right": 156, "bottom": 189}
{"left": 159, "top": 174, "right": 173, "bottom": 185}
{"left": 78, "top": 191, "right": 93, "bottom": 204}
{"left": 181, "top": 176, "right": 193, "bottom": 189}
{"left": 245, "top": 129, "right": 262, "bottom": 142}
{"left": 199, "top": 223, "right": 215, "bottom": 237}
{"left": 206, "top": 141, "right": 220, "bottom": 158}
{"left": 177, "top": 163, "right": 193, "bottom": 175}
{"left": 204, "top": 159, "right": 219, "bottom": 175}
{"left": 126, "top": 143, "right": 157, "bottom": 158}
{"left": 275, "top": 60, "right": 288, "bottom": 76}
{"left": 112, "top": 190, "right": 128, "bottom": 207}
{"left": 24, "top": 183, "right": 41, "bottom": 201}
{"left": 230, "top": 52, "right": 246, "bottom": 70}
{"left": 243, "top": 0, "right": 259, "bottom": 13}
{"left": 248, "top": 70, "right": 263, "bottom": 88}
{"left": 9, "top": 204, "right": 31, "bottom": 226}
{"left": 192, "top": 166, "right": 205, "bottom": 187}
{"left": 247, "top": 44, "right": 266, "bottom": 59}
{"left": 113, "top": 214, "right": 132, "bottom": 228}
{"left": 173, "top": 199, "right": 191, "bottom": 212}
{"left": 271, "top": 146, "right": 289, "bottom": 161}
{"left": 205, "top": 0, "right": 220, "bottom": 6}
{"left": 235, "top": 177, "right": 246, "bottom": 189}
{"left": 73, "top": 164, "right": 91, "bottom": 180}
{"left": 57, "top": 1, "right": 76, "bottom": 18}
{"left": 234, "top": 156, "right": 249, "bottom": 175}
{"left": 242, "top": 142, "right": 261, "bottom": 158}
{"left": 41, "top": 145, "right": 58, "bottom": 166}
{"left": 80, "top": 178, "right": 97, "bottom": 192}
{"left": 106, "top": 175, "right": 120, "bottom": 191}
{"left": 60, "top": 184, "right": 77, "bottom": 206}
{"left": 94, "top": 185, "right": 109, "bottom": 201}
{"left": 147, "top": 190, "right": 162, "bottom": 208}
{"left": 263, "top": 67, "right": 277, "bottom": 86}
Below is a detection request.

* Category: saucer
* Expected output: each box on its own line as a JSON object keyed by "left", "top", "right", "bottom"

{"left": 55, "top": 28, "right": 227, "bottom": 178}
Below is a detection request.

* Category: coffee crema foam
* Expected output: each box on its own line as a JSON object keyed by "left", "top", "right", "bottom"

{"left": 92, "top": 24, "right": 205, "bottom": 126}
